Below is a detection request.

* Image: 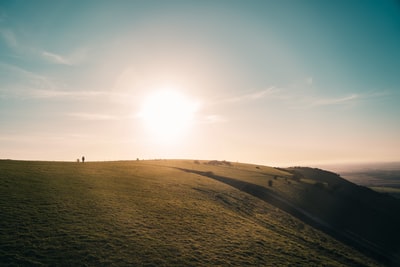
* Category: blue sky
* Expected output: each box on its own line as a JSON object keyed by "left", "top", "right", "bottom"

{"left": 0, "top": 0, "right": 399, "bottom": 165}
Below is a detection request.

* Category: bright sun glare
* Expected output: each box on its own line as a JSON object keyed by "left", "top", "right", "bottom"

{"left": 139, "top": 89, "right": 198, "bottom": 144}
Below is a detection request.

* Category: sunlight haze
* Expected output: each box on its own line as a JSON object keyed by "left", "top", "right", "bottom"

{"left": 138, "top": 88, "right": 199, "bottom": 145}
{"left": 0, "top": 0, "right": 399, "bottom": 166}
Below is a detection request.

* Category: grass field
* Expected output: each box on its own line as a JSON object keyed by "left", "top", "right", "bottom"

{"left": 0, "top": 160, "right": 383, "bottom": 266}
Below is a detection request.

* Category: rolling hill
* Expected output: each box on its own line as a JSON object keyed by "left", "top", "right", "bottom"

{"left": 0, "top": 159, "right": 398, "bottom": 266}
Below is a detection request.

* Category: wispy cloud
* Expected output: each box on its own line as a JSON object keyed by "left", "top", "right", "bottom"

{"left": 42, "top": 51, "right": 72, "bottom": 65}
{"left": 310, "top": 94, "right": 359, "bottom": 107}
{"left": 0, "top": 28, "right": 18, "bottom": 49}
{"left": 0, "top": 62, "right": 57, "bottom": 92}
{"left": 0, "top": 63, "right": 112, "bottom": 100}
{"left": 213, "top": 78, "right": 388, "bottom": 112}
{"left": 29, "top": 89, "right": 110, "bottom": 99}
{"left": 304, "top": 90, "right": 391, "bottom": 109}
{"left": 199, "top": 114, "right": 227, "bottom": 124}
{"left": 202, "top": 87, "right": 283, "bottom": 124}
{"left": 67, "top": 113, "right": 119, "bottom": 121}
{"left": 0, "top": 28, "right": 38, "bottom": 58}
{"left": 41, "top": 48, "right": 87, "bottom": 66}
{"left": 0, "top": 28, "right": 85, "bottom": 65}
{"left": 221, "top": 87, "right": 280, "bottom": 104}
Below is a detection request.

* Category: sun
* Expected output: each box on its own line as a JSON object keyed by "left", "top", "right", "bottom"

{"left": 139, "top": 89, "right": 198, "bottom": 144}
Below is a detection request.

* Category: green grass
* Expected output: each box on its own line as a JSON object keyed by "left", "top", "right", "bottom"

{"left": 0, "top": 160, "right": 382, "bottom": 266}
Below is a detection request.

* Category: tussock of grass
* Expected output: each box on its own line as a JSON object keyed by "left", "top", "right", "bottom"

{"left": 0, "top": 160, "right": 382, "bottom": 266}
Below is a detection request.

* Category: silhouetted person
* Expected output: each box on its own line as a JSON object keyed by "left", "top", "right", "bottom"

{"left": 82, "top": 156, "right": 85, "bottom": 163}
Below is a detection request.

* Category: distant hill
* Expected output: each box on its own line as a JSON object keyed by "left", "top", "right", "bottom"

{"left": 0, "top": 160, "right": 397, "bottom": 266}
{"left": 315, "top": 162, "right": 400, "bottom": 192}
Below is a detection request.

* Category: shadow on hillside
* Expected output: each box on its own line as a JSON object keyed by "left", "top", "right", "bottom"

{"left": 177, "top": 168, "right": 399, "bottom": 266}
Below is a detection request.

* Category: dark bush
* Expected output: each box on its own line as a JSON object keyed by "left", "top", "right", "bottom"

{"left": 206, "top": 160, "right": 232, "bottom": 166}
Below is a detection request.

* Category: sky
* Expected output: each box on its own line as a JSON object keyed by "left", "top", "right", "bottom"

{"left": 0, "top": 0, "right": 399, "bottom": 166}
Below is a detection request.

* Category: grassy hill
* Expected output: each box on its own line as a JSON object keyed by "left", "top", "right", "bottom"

{"left": 0, "top": 159, "right": 396, "bottom": 266}
{"left": 283, "top": 167, "right": 400, "bottom": 265}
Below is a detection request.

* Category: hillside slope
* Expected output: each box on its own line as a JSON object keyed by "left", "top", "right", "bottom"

{"left": 0, "top": 160, "right": 386, "bottom": 266}
{"left": 284, "top": 167, "right": 400, "bottom": 265}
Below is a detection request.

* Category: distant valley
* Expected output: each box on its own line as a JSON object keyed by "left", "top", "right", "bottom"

{"left": 318, "top": 162, "right": 400, "bottom": 198}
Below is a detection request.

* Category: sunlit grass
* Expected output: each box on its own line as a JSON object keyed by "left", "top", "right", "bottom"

{"left": 0, "top": 160, "right": 381, "bottom": 266}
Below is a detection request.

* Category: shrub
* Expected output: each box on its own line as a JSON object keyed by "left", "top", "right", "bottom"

{"left": 206, "top": 160, "right": 232, "bottom": 166}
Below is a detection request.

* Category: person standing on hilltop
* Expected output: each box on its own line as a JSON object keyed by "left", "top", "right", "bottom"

{"left": 82, "top": 156, "right": 85, "bottom": 163}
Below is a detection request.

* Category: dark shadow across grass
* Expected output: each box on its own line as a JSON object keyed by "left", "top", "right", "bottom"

{"left": 177, "top": 168, "right": 399, "bottom": 266}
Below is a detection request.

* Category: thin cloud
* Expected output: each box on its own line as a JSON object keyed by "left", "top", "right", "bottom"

{"left": 248, "top": 87, "right": 279, "bottom": 99}
{"left": 0, "top": 63, "right": 56, "bottom": 92}
{"left": 360, "top": 90, "right": 392, "bottom": 99}
{"left": 42, "top": 51, "right": 72, "bottom": 65}
{"left": 0, "top": 28, "right": 37, "bottom": 57}
{"left": 67, "top": 112, "right": 119, "bottom": 121}
{"left": 200, "top": 114, "right": 227, "bottom": 124}
{"left": 310, "top": 94, "right": 359, "bottom": 106}
{"left": 222, "top": 83, "right": 364, "bottom": 110}
{"left": 306, "top": 90, "right": 391, "bottom": 108}
{"left": 222, "top": 87, "right": 280, "bottom": 104}
{"left": 41, "top": 48, "right": 87, "bottom": 66}
{"left": 29, "top": 89, "right": 110, "bottom": 99}
{"left": 0, "top": 63, "right": 111, "bottom": 100}
{"left": 28, "top": 89, "right": 132, "bottom": 101}
{"left": 213, "top": 81, "right": 376, "bottom": 111}
{"left": 202, "top": 87, "right": 282, "bottom": 124}
{"left": 0, "top": 28, "right": 85, "bottom": 65}
{"left": 0, "top": 28, "right": 18, "bottom": 48}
